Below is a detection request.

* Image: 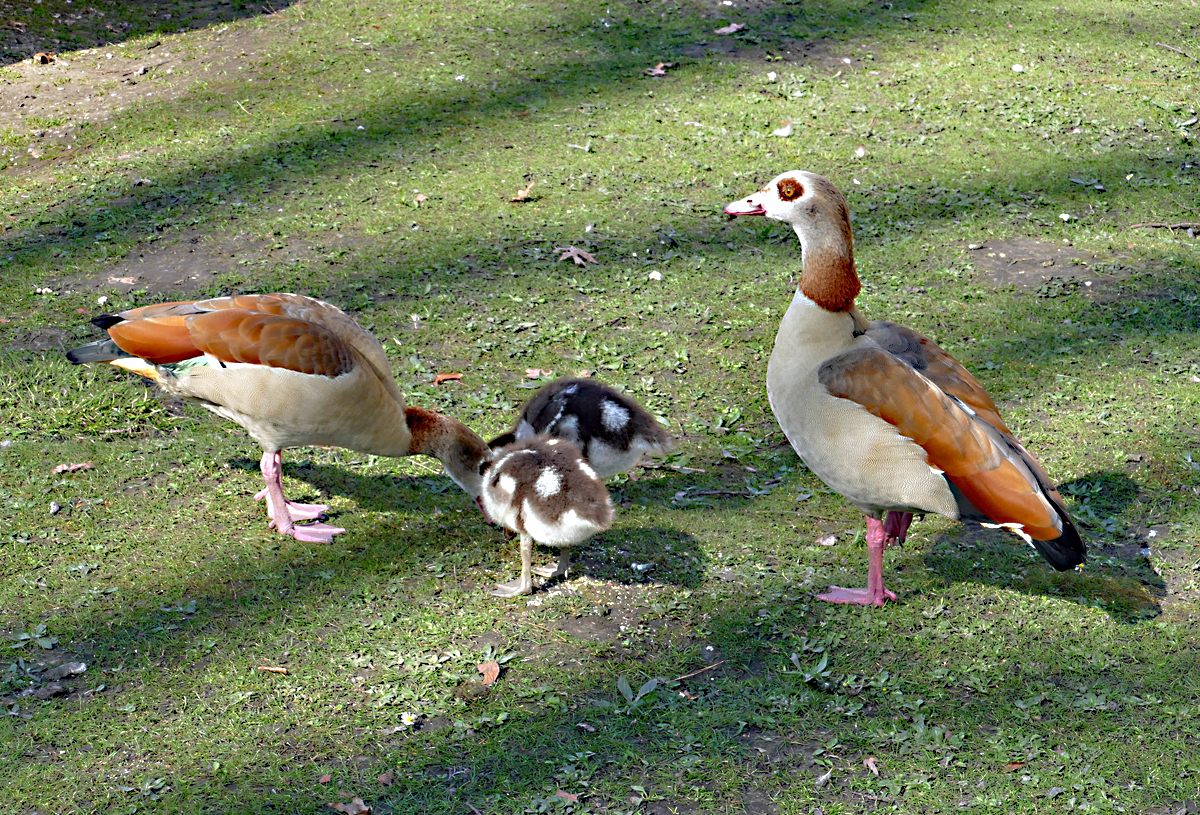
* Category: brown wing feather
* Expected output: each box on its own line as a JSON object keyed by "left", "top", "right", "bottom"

{"left": 185, "top": 310, "right": 357, "bottom": 377}
{"left": 106, "top": 313, "right": 202, "bottom": 364}
{"left": 865, "top": 321, "right": 1011, "bottom": 434}
{"left": 200, "top": 294, "right": 394, "bottom": 386}
{"left": 819, "top": 347, "right": 1062, "bottom": 540}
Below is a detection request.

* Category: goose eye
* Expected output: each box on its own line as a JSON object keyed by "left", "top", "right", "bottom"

{"left": 777, "top": 178, "right": 804, "bottom": 201}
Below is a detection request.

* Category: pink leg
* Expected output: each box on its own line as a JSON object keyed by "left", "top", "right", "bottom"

{"left": 257, "top": 451, "right": 345, "bottom": 543}
{"left": 254, "top": 452, "right": 330, "bottom": 521}
{"left": 817, "top": 516, "right": 899, "bottom": 606}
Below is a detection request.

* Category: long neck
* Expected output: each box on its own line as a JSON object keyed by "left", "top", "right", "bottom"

{"left": 794, "top": 214, "right": 860, "bottom": 313}
{"left": 405, "top": 406, "right": 489, "bottom": 498}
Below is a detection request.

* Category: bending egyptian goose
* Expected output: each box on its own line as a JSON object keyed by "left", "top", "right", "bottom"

{"left": 66, "top": 293, "right": 492, "bottom": 543}
{"left": 725, "top": 171, "right": 1084, "bottom": 606}
{"left": 488, "top": 378, "right": 673, "bottom": 479}
{"left": 481, "top": 436, "right": 614, "bottom": 597}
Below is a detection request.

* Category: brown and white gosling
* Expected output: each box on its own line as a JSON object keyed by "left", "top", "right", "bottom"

{"left": 481, "top": 436, "right": 614, "bottom": 597}
{"left": 489, "top": 378, "right": 673, "bottom": 479}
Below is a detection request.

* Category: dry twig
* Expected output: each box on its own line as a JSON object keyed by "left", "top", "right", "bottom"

{"left": 1156, "top": 42, "right": 1199, "bottom": 63}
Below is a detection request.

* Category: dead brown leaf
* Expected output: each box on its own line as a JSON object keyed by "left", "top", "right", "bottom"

{"left": 714, "top": 23, "right": 745, "bottom": 34}
{"left": 1005, "top": 761, "right": 1026, "bottom": 772}
{"left": 476, "top": 661, "right": 500, "bottom": 685}
{"left": 377, "top": 771, "right": 393, "bottom": 787}
{"left": 511, "top": 181, "right": 535, "bottom": 202}
{"left": 553, "top": 246, "right": 598, "bottom": 266}
{"left": 555, "top": 790, "right": 580, "bottom": 803}
{"left": 327, "top": 797, "right": 371, "bottom": 814}
{"left": 643, "top": 62, "right": 677, "bottom": 77}
{"left": 413, "top": 193, "right": 428, "bottom": 205}
{"left": 434, "top": 372, "right": 463, "bottom": 385}
{"left": 107, "top": 276, "right": 137, "bottom": 285}
{"left": 318, "top": 774, "right": 332, "bottom": 784}
{"left": 51, "top": 462, "right": 93, "bottom": 474}
{"left": 2, "top": 20, "right": 25, "bottom": 32}
{"left": 863, "top": 756, "right": 880, "bottom": 776}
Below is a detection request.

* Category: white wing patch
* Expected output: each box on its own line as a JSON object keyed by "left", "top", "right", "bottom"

{"left": 497, "top": 473, "right": 518, "bottom": 496}
{"left": 534, "top": 467, "right": 562, "bottom": 498}
{"left": 980, "top": 521, "right": 1033, "bottom": 545}
{"left": 600, "top": 399, "right": 631, "bottom": 432}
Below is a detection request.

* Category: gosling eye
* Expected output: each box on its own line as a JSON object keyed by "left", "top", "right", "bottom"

{"left": 478, "top": 460, "right": 489, "bottom": 476}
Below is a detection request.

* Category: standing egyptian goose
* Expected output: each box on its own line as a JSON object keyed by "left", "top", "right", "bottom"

{"left": 489, "top": 378, "right": 673, "bottom": 479}
{"left": 725, "top": 171, "right": 1084, "bottom": 605}
{"left": 66, "top": 293, "right": 492, "bottom": 543}
{"left": 481, "top": 436, "right": 614, "bottom": 597}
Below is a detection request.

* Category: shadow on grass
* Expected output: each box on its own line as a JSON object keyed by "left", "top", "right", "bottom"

{"left": 0, "top": 0, "right": 300, "bottom": 67}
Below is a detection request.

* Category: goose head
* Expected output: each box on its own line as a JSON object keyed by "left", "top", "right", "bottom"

{"left": 726, "top": 170, "right": 861, "bottom": 313}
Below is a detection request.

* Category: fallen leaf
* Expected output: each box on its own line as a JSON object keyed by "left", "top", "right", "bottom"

{"left": 43, "top": 661, "right": 86, "bottom": 681}
{"left": 107, "top": 277, "right": 137, "bottom": 285}
{"left": 575, "top": 369, "right": 592, "bottom": 378}
{"left": 772, "top": 120, "right": 793, "bottom": 138}
{"left": 1005, "top": 761, "right": 1026, "bottom": 772}
{"left": 510, "top": 181, "right": 535, "bottom": 202}
{"left": 2, "top": 20, "right": 26, "bottom": 32}
{"left": 555, "top": 790, "right": 580, "bottom": 803}
{"left": 642, "top": 61, "right": 677, "bottom": 77}
{"left": 318, "top": 774, "right": 332, "bottom": 784}
{"left": 714, "top": 23, "right": 745, "bottom": 34}
{"left": 413, "top": 193, "right": 428, "bottom": 205}
{"left": 554, "top": 246, "right": 598, "bottom": 266}
{"left": 476, "top": 661, "right": 500, "bottom": 685}
{"left": 327, "top": 797, "right": 371, "bottom": 814}
{"left": 256, "top": 666, "right": 288, "bottom": 674}
{"left": 377, "top": 771, "right": 393, "bottom": 787}
{"left": 817, "top": 534, "right": 837, "bottom": 546}
{"left": 524, "top": 368, "right": 554, "bottom": 379}
{"left": 434, "top": 372, "right": 463, "bottom": 385}
{"left": 864, "top": 756, "right": 880, "bottom": 776}
{"left": 52, "top": 462, "right": 93, "bottom": 474}
{"left": 576, "top": 722, "right": 596, "bottom": 732}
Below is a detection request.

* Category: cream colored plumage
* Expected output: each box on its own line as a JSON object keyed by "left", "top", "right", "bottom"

{"left": 726, "top": 171, "right": 1084, "bottom": 605}
{"left": 67, "top": 293, "right": 492, "bottom": 542}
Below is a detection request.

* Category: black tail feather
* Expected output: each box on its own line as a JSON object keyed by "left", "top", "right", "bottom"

{"left": 65, "top": 338, "right": 123, "bottom": 365}
{"left": 90, "top": 313, "right": 123, "bottom": 330}
{"left": 1031, "top": 500, "right": 1086, "bottom": 571}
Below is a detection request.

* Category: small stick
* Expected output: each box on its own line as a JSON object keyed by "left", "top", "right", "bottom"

{"left": 1156, "top": 42, "right": 1199, "bottom": 63}
{"left": 672, "top": 660, "right": 725, "bottom": 682}
{"left": 256, "top": 666, "right": 288, "bottom": 674}
{"left": 1128, "top": 222, "right": 1200, "bottom": 230}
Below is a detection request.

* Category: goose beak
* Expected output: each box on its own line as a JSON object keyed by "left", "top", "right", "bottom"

{"left": 724, "top": 196, "right": 766, "bottom": 216}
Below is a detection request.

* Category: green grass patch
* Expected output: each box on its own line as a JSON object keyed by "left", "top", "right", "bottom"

{"left": 0, "top": 0, "right": 1197, "bottom": 812}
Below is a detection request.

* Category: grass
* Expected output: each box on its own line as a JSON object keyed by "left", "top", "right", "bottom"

{"left": 1, "top": 0, "right": 1198, "bottom": 812}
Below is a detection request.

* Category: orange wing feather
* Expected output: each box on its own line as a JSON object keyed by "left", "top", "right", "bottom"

{"left": 185, "top": 310, "right": 356, "bottom": 377}
{"left": 818, "top": 346, "right": 1063, "bottom": 540}
{"left": 106, "top": 313, "right": 201, "bottom": 364}
{"left": 864, "top": 321, "right": 1010, "bottom": 434}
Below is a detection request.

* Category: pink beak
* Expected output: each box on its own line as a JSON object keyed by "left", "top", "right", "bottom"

{"left": 724, "top": 196, "right": 766, "bottom": 216}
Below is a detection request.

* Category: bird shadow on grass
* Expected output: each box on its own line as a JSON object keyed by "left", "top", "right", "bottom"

{"left": 921, "top": 470, "right": 1162, "bottom": 622}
